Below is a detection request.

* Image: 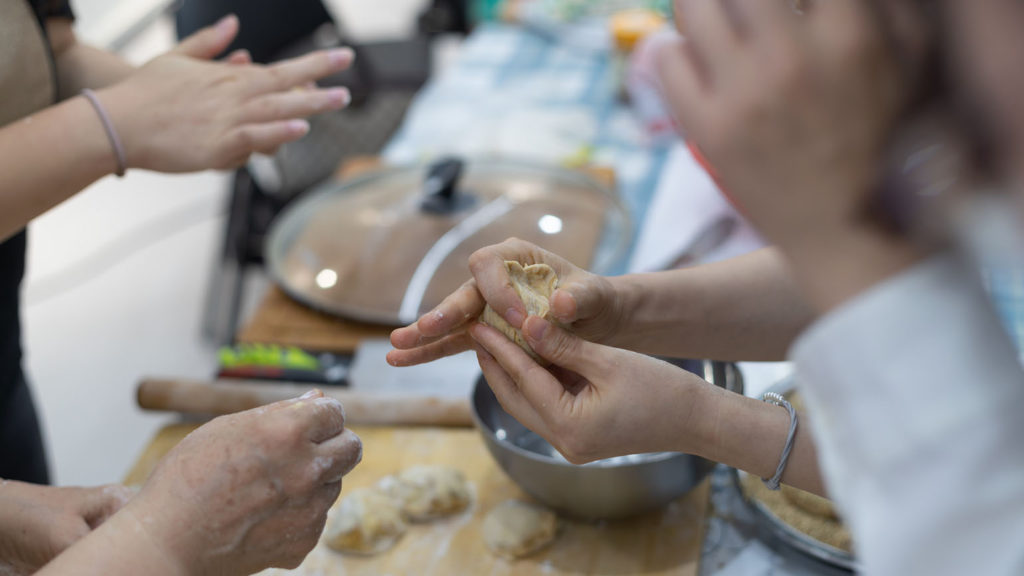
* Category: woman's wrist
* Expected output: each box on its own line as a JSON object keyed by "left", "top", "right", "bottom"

{"left": 81, "top": 90, "right": 127, "bottom": 177}
{"left": 603, "top": 274, "right": 645, "bottom": 348}
{"left": 72, "top": 93, "right": 127, "bottom": 179}
{"left": 99, "top": 508, "right": 190, "bottom": 576}
{"left": 93, "top": 85, "right": 143, "bottom": 171}
{"left": 645, "top": 368, "right": 720, "bottom": 457}
{"left": 35, "top": 507, "right": 189, "bottom": 576}
{"left": 676, "top": 375, "right": 724, "bottom": 458}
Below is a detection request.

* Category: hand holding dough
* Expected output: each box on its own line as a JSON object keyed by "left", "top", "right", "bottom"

{"left": 324, "top": 489, "right": 407, "bottom": 555}
{"left": 483, "top": 500, "right": 558, "bottom": 559}
{"left": 479, "top": 261, "right": 560, "bottom": 361}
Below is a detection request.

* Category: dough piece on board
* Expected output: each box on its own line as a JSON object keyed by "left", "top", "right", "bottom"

{"left": 479, "top": 261, "right": 559, "bottom": 361}
{"left": 483, "top": 500, "right": 558, "bottom": 559}
{"left": 379, "top": 465, "right": 472, "bottom": 522}
{"left": 324, "top": 489, "right": 407, "bottom": 555}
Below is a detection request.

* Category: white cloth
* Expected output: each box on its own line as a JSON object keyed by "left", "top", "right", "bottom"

{"left": 791, "top": 255, "right": 1024, "bottom": 575}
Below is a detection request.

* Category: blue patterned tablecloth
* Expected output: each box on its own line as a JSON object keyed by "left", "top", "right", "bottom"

{"left": 382, "top": 24, "right": 671, "bottom": 274}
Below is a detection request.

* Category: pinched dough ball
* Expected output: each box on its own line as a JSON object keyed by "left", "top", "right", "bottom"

{"left": 483, "top": 500, "right": 558, "bottom": 559}
{"left": 479, "top": 261, "right": 560, "bottom": 361}
{"left": 324, "top": 489, "right": 407, "bottom": 555}
{"left": 379, "top": 465, "right": 472, "bottom": 522}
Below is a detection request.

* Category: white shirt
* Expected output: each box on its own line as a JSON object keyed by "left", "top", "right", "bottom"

{"left": 791, "top": 255, "right": 1024, "bottom": 575}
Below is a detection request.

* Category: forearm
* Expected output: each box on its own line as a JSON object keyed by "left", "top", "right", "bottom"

{"left": 37, "top": 510, "right": 185, "bottom": 576}
{"left": 694, "top": 383, "right": 824, "bottom": 495}
{"left": 608, "top": 248, "right": 815, "bottom": 360}
{"left": 48, "top": 19, "right": 135, "bottom": 98}
{"left": 0, "top": 96, "right": 116, "bottom": 240}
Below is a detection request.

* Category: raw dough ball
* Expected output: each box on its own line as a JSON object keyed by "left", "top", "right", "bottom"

{"left": 324, "top": 489, "right": 407, "bottom": 555}
{"left": 483, "top": 500, "right": 558, "bottom": 559}
{"left": 380, "top": 465, "right": 472, "bottom": 521}
{"left": 479, "top": 261, "right": 560, "bottom": 361}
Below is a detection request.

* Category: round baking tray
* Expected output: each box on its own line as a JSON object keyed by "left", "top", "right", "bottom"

{"left": 734, "top": 378, "right": 858, "bottom": 572}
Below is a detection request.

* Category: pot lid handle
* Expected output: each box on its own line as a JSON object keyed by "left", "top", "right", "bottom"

{"left": 421, "top": 157, "right": 474, "bottom": 213}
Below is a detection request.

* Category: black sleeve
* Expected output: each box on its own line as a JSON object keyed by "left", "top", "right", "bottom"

{"left": 35, "top": 0, "right": 74, "bottom": 20}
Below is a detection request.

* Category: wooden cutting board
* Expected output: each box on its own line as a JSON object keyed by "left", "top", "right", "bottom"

{"left": 127, "top": 424, "right": 708, "bottom": 576}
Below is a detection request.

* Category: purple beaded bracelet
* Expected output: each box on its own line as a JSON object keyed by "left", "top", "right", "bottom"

{"left": 81, "top": 89, "right": 127, "bottom": 177}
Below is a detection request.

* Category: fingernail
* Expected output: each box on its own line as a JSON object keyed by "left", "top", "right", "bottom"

{"left": 328, "top": 47, "right": 355, "bottom": 66}
{"left": 300, "top": 389, "right": 320, "bottom": 400}
{"left": 551, "top": 289, "right": 573, "bottom": 322}
{"left": 216, "top": 14, "right": 238, "bottom": 34}
{"left": 505, "top": 307, "right": 526, "bottom": 328}
{"left": 327, "top": 88, "right": 351, "bottom": 107}
{"left": 469, "top": 321, "right": 486, "bottom": 341}
{"left": 525, "top": 316, "right": 549, "bottom": 342}
{"left": 287, "top": 119, "right": 310, "bottom": 135}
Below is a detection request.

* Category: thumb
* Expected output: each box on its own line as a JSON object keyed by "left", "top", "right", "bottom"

{"left": 173, "top": 14, "right": 240, "bottom": 60}
{"left": 550, "top": 280, "right": 605, "bottom": 324}
{"left": 522, "top": 316, "right": 601, "bottom": 375}
{"left": 79, "top": 485, "right": 136, "bottom": 529}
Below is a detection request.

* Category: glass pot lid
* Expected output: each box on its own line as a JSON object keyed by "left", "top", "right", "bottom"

{"left": 265, "top": 158, "right": 631, "bottom": 326}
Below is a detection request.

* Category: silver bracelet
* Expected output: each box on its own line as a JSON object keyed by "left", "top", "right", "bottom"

{"left": 761, "top": 391, "right": 798, "bottom": 491}
{"left": 82, "top": 89, "right": 127, "bottom": 177}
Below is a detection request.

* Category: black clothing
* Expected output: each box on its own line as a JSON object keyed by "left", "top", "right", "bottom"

{"left": 0, "top": 374, "right": 49, "bottom": 484}
{"left": 0, "top": 0, "right": 73, "bottom": 483}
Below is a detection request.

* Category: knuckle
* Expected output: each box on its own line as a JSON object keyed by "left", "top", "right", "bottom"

{"left": 492, "top": 391, "right": 516, "bottom": 414}
{"left": 251, "top": 98, "right": 277, "bottom": 119}
{"left": 271, "top": 415, "right": 306, "bottom": 445}
{"left": 265, "top": 65, "right": 285, "bottom": 85}
{"left": 771, "top": 56, "right": 808, "bottom": 94}
{"left": 523, "top": 363, "right": 550, "bottom": 386}
{"left": 278, "top": 550, "right": 307, "bottom": 570}
{"left": 544, "top": 331, "right": 576, "bottom": 362}
{"left": 317, "top": 397, "right": 347, "bottom": 430}
{"left": 233, "top": 127, "right": 257, "bottom": 152}
{"left": 467, "top": 248, "right": 489, "bottom": 273}
{"left": 298, "top": 464, "right": 323, "bottom": 491}
{"left": 308, "top": 499, "right": 332, "bottom": 528}
{"left": 504, "top": 237, "right": 529, "bottom": 252}
{"left": 318, "top": 51, "right": 335, "bottom": 72}
{"left": 50, "top": 524, "right": 88, "bottom": 552}
{"left": 558, "top": 432, "right": 596, "bottom": 464}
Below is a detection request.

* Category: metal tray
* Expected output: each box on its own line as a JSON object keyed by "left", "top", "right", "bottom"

{"left": 734, "top": 378, "right": 858, "bottom": 572}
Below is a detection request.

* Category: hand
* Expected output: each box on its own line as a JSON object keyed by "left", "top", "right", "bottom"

{"left": 119, "top": 390, "right": 362, "bottom": 575}
{"left": 388, "top": 238, "right": 623, "bottom": 367}
{"left": 949, "top": 1, "right": 1024, "bottom": 185}
{"left": 468, "top": 317, "right": 713, "bottom": 464}
{"left": 660, "top": 0, "right": 928, "bottom": 310}
{"left": 99, "top": 15, "right": 353, "bottom": 173}
{"left": 0, "top": 481, "right": 134, "bottom": 575}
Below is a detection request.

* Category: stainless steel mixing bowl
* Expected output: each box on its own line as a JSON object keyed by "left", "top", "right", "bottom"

{"left": 471, "top": 359, "right": 744, "bottom": 520}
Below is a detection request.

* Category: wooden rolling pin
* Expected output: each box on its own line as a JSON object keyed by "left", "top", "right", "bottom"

{"left": 137, "top": 377, "right": 474, "bottom": 427}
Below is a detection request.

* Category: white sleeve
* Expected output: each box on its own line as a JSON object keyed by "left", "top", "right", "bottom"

{"left": 791, "top": 255, "right": 1024, "bottom": 576}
